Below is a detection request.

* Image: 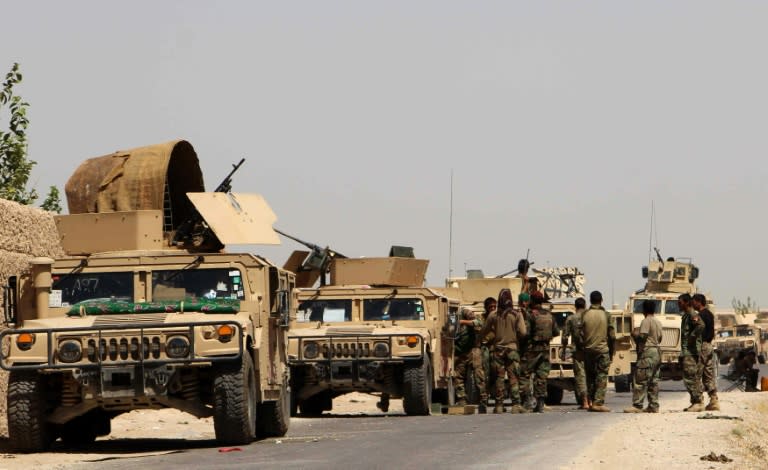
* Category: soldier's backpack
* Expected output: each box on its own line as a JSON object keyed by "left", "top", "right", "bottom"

{"left": 531, "top": 309, "right": 555, "bottom": 342}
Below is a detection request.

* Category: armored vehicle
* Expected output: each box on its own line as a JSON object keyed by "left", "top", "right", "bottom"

{"left": 626, "top": 251, "right": 712, "bottom": 381}
{"left": 714, "top": 324, "right": 767, "bottom": 365}
{"left": 1, "top": 141, "right": 293, "bottom": 451}
{"left": 287, "top": 254, "right": 459, "bottom": 416}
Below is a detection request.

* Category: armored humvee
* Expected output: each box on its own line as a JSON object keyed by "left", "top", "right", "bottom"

{"left": 714, "top": 324, "right": 767, "bottom": 365}
{"left": 626, "top": 252, "right": 713, "bottom": 381}
{"left": 287, "top": 255, "right": 459, "bottom": 416}
{"left": 1, "top": 141, "right": 293, "bottom": 451}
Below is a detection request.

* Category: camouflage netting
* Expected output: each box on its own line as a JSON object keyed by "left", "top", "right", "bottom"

{"left": 0, "top": 198, "right": 64, "bottom": 437}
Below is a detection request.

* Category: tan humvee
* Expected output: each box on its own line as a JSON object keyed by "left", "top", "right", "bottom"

{"left": 626, "top": 254, "right": 713, "bottom": 381}
{"left": 714, "top": 324, "right": 767, "bottom": 365}
{"left": 1, "top": 141, "right": 293, "bottom": 451}
{"left": 288, "top": 257, "right": 459, "bottom": 416}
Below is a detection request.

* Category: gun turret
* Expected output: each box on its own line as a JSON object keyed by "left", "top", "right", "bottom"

{"left": 172, "top": 158, "right": 246, "bottom": 250}
{"left": 276, "top": 229, "right": 346, "bottom": 287}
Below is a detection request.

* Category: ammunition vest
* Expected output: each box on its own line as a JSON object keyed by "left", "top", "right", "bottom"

{"left": 531, "top": 309, "right": 554, "bottom": 343}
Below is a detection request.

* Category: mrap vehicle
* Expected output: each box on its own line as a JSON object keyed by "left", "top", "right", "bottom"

{"left": 1, "top": 141, "right": 293, "bottom": 451}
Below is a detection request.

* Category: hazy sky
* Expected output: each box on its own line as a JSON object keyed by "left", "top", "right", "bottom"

{"left": 2, "top": 1, "right": 767, "bottom": 308}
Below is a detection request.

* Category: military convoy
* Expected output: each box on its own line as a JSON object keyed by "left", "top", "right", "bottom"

{"left": 285, "top": 244, "right": 459, "bottom": 416}
{"left": 1, "top": 141, "right": 293, "bottom": 451}
{"left": 625, "top": 251, "right": 713, "bottom": 381}
{"left": 713, "top": 324, "right": 767, "bottom": 366}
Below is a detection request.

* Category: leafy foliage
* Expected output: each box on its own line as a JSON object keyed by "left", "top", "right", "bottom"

{"left": 1, "top": 62, "right": 62, "bottom": 211}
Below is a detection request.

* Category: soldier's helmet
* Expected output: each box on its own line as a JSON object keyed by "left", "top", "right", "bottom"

{"left": 461, "top": 308, "right": 476, "bottom": 320}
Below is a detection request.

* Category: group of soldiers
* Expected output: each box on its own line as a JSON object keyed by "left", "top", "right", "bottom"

{"left": 452, "top": 261, "right": 730, "bottom": 414}
{"left": 452, "top": 260, "right": 617, "bottom": 414}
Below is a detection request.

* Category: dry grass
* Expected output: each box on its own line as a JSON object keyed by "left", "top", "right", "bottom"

{"left": 728, "top": 394, "right": 768, "bottom": 466}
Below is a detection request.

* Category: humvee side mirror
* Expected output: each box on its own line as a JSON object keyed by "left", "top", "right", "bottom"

{"left": 2, "top": 276, "right": 18, "bottom": 325}
{"left": 641, "top": 266, "right": 648, "bottom": 278}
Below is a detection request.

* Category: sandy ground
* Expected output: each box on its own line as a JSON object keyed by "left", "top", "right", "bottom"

{"left": 0, "top": 390, "right": 765, "bottom": 469}
{"left": 569, "top": 390, "right": 768, "bottom": 470}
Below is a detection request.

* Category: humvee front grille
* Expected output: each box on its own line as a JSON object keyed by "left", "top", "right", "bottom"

{"left": 323, "top": 342, "right": 372, "bottom": 359}
{"left": 86, "top": 335, "right": 163, "bottom": 362}
{"left": 661, "top": 328, "right": 680, "bottom": 348}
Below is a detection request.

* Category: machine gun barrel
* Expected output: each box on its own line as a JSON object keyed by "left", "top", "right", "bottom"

{"left": 274, "top": 229, "right": 347, "bottom": 259}
{"left": 214, "top": 158, "right": 245, "bottom": 193}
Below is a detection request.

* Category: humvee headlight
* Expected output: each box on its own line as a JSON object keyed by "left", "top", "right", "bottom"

{"left": 166, "top": 336, "right": 190, "bottom": 358}
{"left": 303, "top": 342, "right": 319, "bottom": 359}
{"left": 58, "top": 340, "right": 82, "bottom": 363}
{"left": 373, "top": 342, "right": 390, "bottom": 358}
{"left": 16, "top": 333, "right": 36, "bottom": 351}
{"left": 406, "top": 336, "right": 419, "bottom": 348}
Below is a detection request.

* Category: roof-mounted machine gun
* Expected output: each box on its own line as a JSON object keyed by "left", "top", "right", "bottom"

{"left": 172, "top": 158, "right": 245, "bottom": 250}
{"left": 276, "top": 230, "right": 347, "bottom": 287}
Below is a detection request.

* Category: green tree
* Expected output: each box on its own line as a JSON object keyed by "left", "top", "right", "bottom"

{"left": 0, "top": 62, "right": 62, "bottom": 210}
{"left": 40, "top": 185, "right": 62, "bottom": 213}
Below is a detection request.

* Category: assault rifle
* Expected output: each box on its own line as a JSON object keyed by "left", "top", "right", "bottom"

{"left": 171, "top": 158, "right": 246, "bottom": 250}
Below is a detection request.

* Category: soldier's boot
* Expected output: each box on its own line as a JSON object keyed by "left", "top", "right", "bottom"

{"left": 705, "top": 394, "right": 720, "bottom": 411}
{"left": 684, "top": 402, "right": 705, "bottom": 412}
{"left": 643, "top": 407, "right": 659, "bottom": 413}
{"left": 533, "top": 397, "right": 545, "bottom": 413}
{"left": 508, "top": 404, "right": 526, "bottom": 414}
{"left": 588, "top": 403, "right": 611, "bottom": 412}
{"left": 580, "top": 397, "right": 590, "bottom": 410}
{"left": 493, "top": 404, "right": 504, "bottom": 414}
{"left": 478, "top": 402, "right": 487, "bottom": 414}
{"left": 623, "top": 406, "right": 644, "bottom": 413}
{"left": 376, "top": 394, "right": 390, "bottom": 412}
{"left": 455, "top": 398, "right": 468, "bottom": 407}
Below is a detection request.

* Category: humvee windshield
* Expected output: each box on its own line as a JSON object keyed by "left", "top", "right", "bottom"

{"left": 297, "top": 299, "right": 352, "bottom": 322}
{"left": 52, "top": 272, "right": 133, "bottom": 306}
{"left": 632, "top": 299, "right": 681, "bottom": 315}
{"left": 551, "top": 311, "right": 571, "bottom": 329}
{"left": 152, "top": 269, "right": 245, "bottom": 301}
{"left": 363, "top": 298, "right": 425, "bottom": 321}
{"left": 718, "top": 330, "right": 734, "bottom": 338}
{"left": 736, "top": 328, "right": 754, "bottom": 337}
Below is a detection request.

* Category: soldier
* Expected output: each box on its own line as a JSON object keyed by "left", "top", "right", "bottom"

{"left": 516, "top": 259, "right": 534, "bottom": 295}
{"left": 517, "top": 292, "right": 533, "bottom": 409}
{"left": 454, "top": 308, "right": 488, "bottom": 412}
{"left": 581, "top": 290, "right": 615, "bottom": 412}
{"left": 692, "top": 293, "right": 719, "bottom": 410}
{"left": 679, "top": 293, "right": 705, "bottom": 412}
{"left": 479, "top": 288, "right": 527, "bottom": 413}
{"left": 520, "top": 291, "right": 560, "bottom": 413}
{"left": 624, "top": 299, "right": 663, "bottom": 413}
{"left": 562, "top": 297, "right": 588, "bottom": 409}
{"left": 481, "top": 297, "right": 497, "bottom": 400}
{"left": 733, "top": 349, "right": 759, "bottom": 392}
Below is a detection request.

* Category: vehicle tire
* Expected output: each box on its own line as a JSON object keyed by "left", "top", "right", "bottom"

{"left": 7, "top": 370, "right": 52, "bottom": 452}
{"left": 213, "top": 354, "right": 257, "bottom": 445}
{"left": 614, "top": 374, "right": 631, "bottom": 393}
{"left": 257, "top": 381, "right": 290, "bottom": 438}
{"left": 403, "top": 356, "right": 432, "bottom": 416}
{"left": 545, "top": 384, "right": 564, "bottom": 405}
{"left": 300, "top": 390, "right": 332, "bottom": 416}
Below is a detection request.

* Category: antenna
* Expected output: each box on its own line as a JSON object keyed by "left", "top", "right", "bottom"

{"left": 448, "top": 169, "right": 454, "bottom": 280}
{"left": 648, "top": 201, "right": 655, "bottom": 264}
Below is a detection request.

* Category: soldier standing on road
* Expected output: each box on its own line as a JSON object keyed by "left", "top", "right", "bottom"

{"left": 519, "top": 291, "right": 560, "bottom": 413}
{"left": 479, "top": 288, "right": 527, "bottom": 414}
{"left": 581, "top": 290, "right": 615, "bottom": 412}
{"left": 692, "top": 293, "right": 719, "bottom": 410}
{"left": 563, "top": 297, "right": 588, "bottom": 409}
{"left": 517, "top": 292, "right": 533, "bottom": 409}
{"left": 481, "top": 297, "right": 497, "bottom": 402}
{"left": 624, "top": 299, "right": 663, "bottom": 413}
{"left": 454, "top": 308, "right": 488, "bottom": 412}
{"left": 679, "top": 293, "right": 705, "bottom": 412}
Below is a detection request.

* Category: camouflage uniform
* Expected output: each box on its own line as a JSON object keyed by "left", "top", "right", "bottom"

{"left": 581, "top": 305, "right": 615, "bottom": 407}
{"left": 520, "top": 306, "right": 560, "bottom": 401}
{"left": 562, "top": 308, "right": 587, "bottom": 404}
{"left": 454, "top": 311, "right": 487, "bottom": 405}
{"left": 479, "top": 305, "right": 527, "bottom": 411}
{"left": 698, "top": 308, "right": 717, "bottom": 398}
{"left": 631, "top": 315, "right": 663, "bottom": 411}
{"left": 681, "top": 308, "right": 704, "bottom": 405}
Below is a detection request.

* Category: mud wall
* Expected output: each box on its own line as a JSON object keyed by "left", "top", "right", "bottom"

{"left": 0, "top": 198, "right": 64, "bottom": 436}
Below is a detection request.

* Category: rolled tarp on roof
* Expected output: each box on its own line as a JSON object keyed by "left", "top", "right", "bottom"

{"left": 64, "top": 140, "right": 205, "bottom": 230}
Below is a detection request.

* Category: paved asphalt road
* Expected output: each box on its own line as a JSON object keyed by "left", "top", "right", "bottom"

{"left": 66, "top": 370, "right": 755, "bottom": 470}
{"left": 68, "top": 387, "right": 655, "bottom": 470}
